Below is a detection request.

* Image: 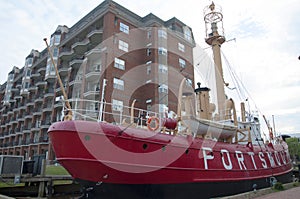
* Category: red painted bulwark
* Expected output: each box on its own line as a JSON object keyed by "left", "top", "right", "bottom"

{"left": 48, "top": 120, "right": 293, "bottom": 184}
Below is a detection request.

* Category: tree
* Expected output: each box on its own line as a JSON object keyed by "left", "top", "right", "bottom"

{"left": 286, "top": 137, "right": 300, "bottom": 163}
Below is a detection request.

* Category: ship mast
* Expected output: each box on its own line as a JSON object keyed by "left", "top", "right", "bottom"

{"left": 44, "top": 38, "right": 73, "bottom": 121}
{"left": 204, "top": 2, "right": 227, "bottom": 119}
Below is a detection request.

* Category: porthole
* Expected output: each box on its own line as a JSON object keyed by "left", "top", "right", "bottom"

{"left": 142, "top": 143, "right": 148, "bottom": 150}
{"left": 185, "top": 149, "right": 189, "bottom": 154}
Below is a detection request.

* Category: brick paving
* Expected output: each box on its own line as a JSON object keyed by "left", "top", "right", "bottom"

{"left": 254, "top": 186, "right": 300, "bottom": 199}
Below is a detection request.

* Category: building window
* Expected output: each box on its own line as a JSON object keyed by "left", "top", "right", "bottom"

{"left": 53, "top": 47, "right": 59, "bottom": 57}
{"left": 147, "top": 65, "right": 151, "bottom": 75}
{"left": 158, "top": 64, "right": 168, "bottom": 74}
{"left": 46, "top": 63, "right": 55, "bottom": 76}
{"left": 120, "top": 22, "right": 129, "bottom": 34}
{"left": 147, "top": 48, "right": 151, "bottom": 56}
{"left": 119, "top": 40, "right": 129, "bottom": 52}
{"left": 25, "top": 69, "right": 31, "bottom": 77}
{"left": 112, "top": 99, "right": 123, "bottom": 111}
{"left": 186, "top": 78, "right": 193, "bottom": 87}
{"left": 179, "top": 58, "right": 186, "bottom": 68}
{"left": 50, "top": 34, "right": 61, "bottom": 46}
{"left": 158, "top": 84, "right": 168, "bottom": 93}
{"left": 113, "top": 78, "right": 124, "bottom": 90}
{"left": 158, "top": 47, "right": 167, "bottom": 56}
{"left": 54, "top": 35, "right": 61, "bottom": 44}
{"left": 158, "top": 29, "right": 167, "bottom": 39}
{"left": 178, "top": 43, "right": 185, "bottom": 52}
{"left": 146, "top": 99, "right": 152, "bottom": 104}
{"left": 183, "top": 26, "right": 192, "bottom": 41}
{"left": 26, "top": 58, "right": 33, "bottom": 66}
{"left": 114, "top": 57, "right": 125, "bottom": 70}
{"left": 147, "top": 30, "right": 152, "bottom": 39}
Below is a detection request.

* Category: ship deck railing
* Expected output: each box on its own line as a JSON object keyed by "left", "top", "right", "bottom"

{"left": 63, "top": 98, "right": 165, "bottom": 129}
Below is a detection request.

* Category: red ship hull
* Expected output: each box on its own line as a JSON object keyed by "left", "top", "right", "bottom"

{"left": 48, "top": 120, "right": 293, "bottom": 198}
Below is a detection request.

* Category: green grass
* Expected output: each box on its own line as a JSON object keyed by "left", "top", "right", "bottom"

{"left": 46, "top": 165, "right": 70, "bottom": 176}
{"left": 46, "top": 165, "right": 73, "bottom": 185}
{"left": 0, "top": 165, "right": 72, "bottom": 188}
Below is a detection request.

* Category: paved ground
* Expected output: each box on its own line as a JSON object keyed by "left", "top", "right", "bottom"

{"left": 254, "top": 186, "right": 300, "bottom": 199}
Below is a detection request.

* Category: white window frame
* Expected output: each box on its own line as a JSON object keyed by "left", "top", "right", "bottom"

{"left": 158, "top": 47, "right": 167, "bottom": 56}
{"left": 120, "top": 22, "right": 129, "bottom": 34}
{"left": 183, "top": 26, "right": 192, "bottom": 41}
{"left": 114, "top": 57, "right": 125, "bottom": 70}
{"left": 119, "top": 40, "right": 129, "bottom": 52}
{"left": 158, "top": 29, "right": 167, "bottom": 39}
{"left": 113, "top": 78, "right": 124, "bottom": 90}
{"left": 158, "top": 84, "right": 168, "bottom": 93}
{"left": 158, "top": 64, "right": 168, "bottom": 74}
{"left": 147, "top": 65, "right": 151, "bottom": 75}
{"left": 147, "top": 30, "right": 152, "bottom": 39}
{"left": 179, "top": 58, "right": 186, "bottom": 68}
{"left": 54, "top": 35, "right": 61, "bottom": 45}
{"left": 147, "top": 48, "right": 151, "bottom": 56}
{"left": 112, "top": 99, "right": 123, "bottom": 111}
{"left": 186, "top": 78, "right": 193, "bottom": 87}
{"left": 178, "top": 43, "right": 185, "bottom": 52}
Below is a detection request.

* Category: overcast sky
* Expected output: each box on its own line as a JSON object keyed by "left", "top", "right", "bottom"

{"left": 0, "top": 0, "right": 299, "bottom": 135}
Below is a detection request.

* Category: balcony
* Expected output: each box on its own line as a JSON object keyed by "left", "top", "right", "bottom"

{"left": 38, "top": 67, "right": 46, "bottom": 75}
{"left": 14, "top": 95, "right": 22, "bottom": 100}
{"left": 23, "top": 127, "right": 31, "bottom": 134}
{"left": 69, "top": 57, "right": 84, "bottom": 69}
{"left": 83, "top": 89, "right": 100, "bottom": 99}
{"left": 71, "top": 38, "right": 90, "bottom": 54}
{"left": 59, "top": 48, "right": 74, "bottom": 62}
{"left": 45, "top": 73, "right": 56, "bottom": 82}
{"left": 26, "top": 101, "right": 35, "bottom": 107}
{"left": 33, "top": 109, "right": 42, "bottom": 116}
{"left": 85, "top": 67, "right": 101, "bottom": 81}
{"left": 41, "top": 121, "right": 51, "bottom": 129}
{"left": 20, "top": 89, "right": 29, "bottom": 96}
{"left": 28, "top": 85, "right": 38, "bottom": 92}
{"left": 11, "top": 87, "right": 19, "bottom": 93}
{"left": 36, "top": 81, "right": 47, "bottom": 88}
{"left": 53, "top": 101, "right": 63, "bottom": 108}
{"left": 42, "top": 106, "right": 52, "bottom": 113}
{"left": 24, "top": 115, "right": 32, "bottom": 120}
{"left": 69, "top": 76, "right": 82, "bottom": 86}
{"left": 58, "top": 66, "right": 70, "bottom": 76}
{"left": 34, "top": 96, "right": 43, "bottom": 103}
{"left": 31, "top": 72, "right": 41, "bottom": 79}
{"left": 44, "top": 92, "right": 54, "bottom": 98}
{"left": 87, "top": 28, "right": 103, "bottom": 43}
{"left": 39, "top": 136, "right": 49, "bottom": 143}
{"left": 85, "top": 48, "right": 102, "bottom": 59}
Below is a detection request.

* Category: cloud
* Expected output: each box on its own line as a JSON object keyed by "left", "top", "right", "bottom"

{"left": 0, "top": 0, "right": 299, "bottom": 134}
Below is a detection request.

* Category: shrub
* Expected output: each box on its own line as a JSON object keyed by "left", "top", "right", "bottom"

{"left": 274, "top": 182, "right": 284, "bottom": 191}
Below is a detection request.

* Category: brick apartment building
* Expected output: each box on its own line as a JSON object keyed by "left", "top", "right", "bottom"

{"left": 0, "top": 0, "right": 195, "bottom": 160}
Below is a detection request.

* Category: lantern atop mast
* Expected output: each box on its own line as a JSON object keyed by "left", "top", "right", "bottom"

{"left": 203, "top": 1, "right": 225, "bottom": 45}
